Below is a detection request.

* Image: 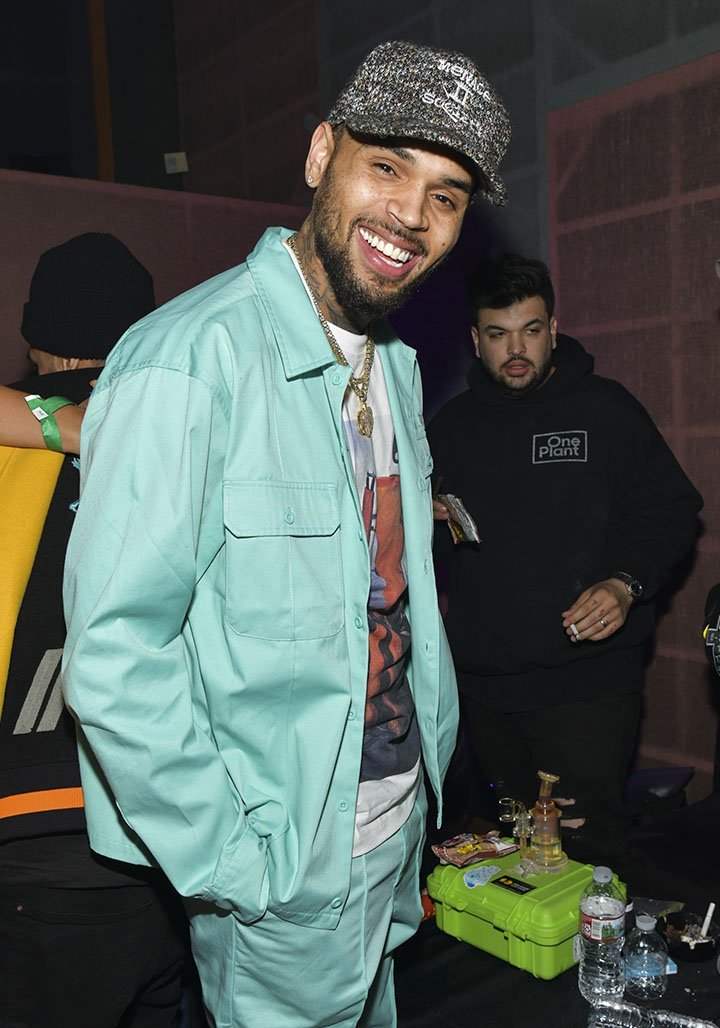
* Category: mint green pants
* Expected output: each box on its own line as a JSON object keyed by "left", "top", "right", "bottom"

{"left": 187, "top": 789, "right": 426, "bottom": 1027}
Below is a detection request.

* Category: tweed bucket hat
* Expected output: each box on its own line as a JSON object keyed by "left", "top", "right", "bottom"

{"left": 326, "top": 41, "right": 511, "bottom": 206}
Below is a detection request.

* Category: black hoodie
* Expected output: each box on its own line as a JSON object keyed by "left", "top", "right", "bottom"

{"left": 427, "top": 334, "right": 702, "bottom": 711}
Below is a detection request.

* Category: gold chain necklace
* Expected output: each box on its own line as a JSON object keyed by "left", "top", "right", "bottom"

{"left": 287, "top": 234, "right": 375, "bottom": 437}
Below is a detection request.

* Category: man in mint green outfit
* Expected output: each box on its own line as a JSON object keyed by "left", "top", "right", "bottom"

{"left": 63, "top": 41, "right": 510, "bottom": 1027}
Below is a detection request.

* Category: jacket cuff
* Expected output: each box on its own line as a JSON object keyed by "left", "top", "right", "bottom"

{"left": 204, "top": 818, "right": 269, "bottom": 922}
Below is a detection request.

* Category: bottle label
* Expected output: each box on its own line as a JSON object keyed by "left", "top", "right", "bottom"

{"left": 580, "top": 910, "right": 624, "bottom": 941}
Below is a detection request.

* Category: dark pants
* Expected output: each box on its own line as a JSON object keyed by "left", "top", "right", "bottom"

{"left": 0, "top": 881, "right": 185, "bottom": 1028}
{"left": 460, "top": 691, "right": 643, "bottom": 865}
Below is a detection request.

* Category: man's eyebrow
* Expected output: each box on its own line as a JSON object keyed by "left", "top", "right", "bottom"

{"left": 379, "top": 145, "right": 474, "bottom": 195}
{"left": 441, "top": 176, "right": 474, "bottom": 195}
{"left": 383, "top": 145, "right": 416, "bottom": 164}
{"left": 484, "top": 317, "right": 545, "bottom": 332}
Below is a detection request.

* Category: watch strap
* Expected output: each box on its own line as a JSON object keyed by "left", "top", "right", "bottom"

{"left": 613, "top": 571, "right": 642, "bottom": 598}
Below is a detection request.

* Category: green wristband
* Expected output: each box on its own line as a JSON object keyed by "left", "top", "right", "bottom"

{"left": 24, "top": 394, "right": 76, "bottom": 453}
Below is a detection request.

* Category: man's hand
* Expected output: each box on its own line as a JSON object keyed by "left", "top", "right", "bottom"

{"left": 433, "top": 498, "right": 450, "bottom": 520}
{"left": 562, "top": 578, "right": 632, "bottom": 642}
{"left": 77, "top": 379, "right": 98, "bottom": 413}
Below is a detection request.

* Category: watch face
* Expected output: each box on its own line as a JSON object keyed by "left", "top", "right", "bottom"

{"left": 616, "top": 573, "right": 642, "bottom": 598}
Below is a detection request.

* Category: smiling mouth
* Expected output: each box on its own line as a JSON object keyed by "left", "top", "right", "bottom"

{"left": 358, "top": 227, "right": 416, "bottom": 267}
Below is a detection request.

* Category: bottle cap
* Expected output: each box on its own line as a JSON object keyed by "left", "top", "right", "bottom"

{"left": 636, "top": 914, "right": 656, "bottom": 931}
{"left": 593, "top": 866, "right": 612, "bottom": 883}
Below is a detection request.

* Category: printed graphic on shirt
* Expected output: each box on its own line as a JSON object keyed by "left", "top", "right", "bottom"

{"left": 342, "top": 375, "right": 419, "bottom": 786}
{"left": 532, "top": 430, "right": 588, "bottom": 464}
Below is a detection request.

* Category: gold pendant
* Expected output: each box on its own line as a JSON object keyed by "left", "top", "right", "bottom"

{"left": 357, "top": 403, "right": 374, "bottom": 437}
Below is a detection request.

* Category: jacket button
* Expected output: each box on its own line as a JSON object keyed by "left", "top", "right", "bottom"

{"left": 284, "top": 508, "right": 295, "bottom": 525}
{"left": 331, "top": 897, "right": 343, "bottom": 909}
{"left": 347, "top": 709, "right": 356, "bottom": 721}
{"left": 332, "top": 371, "right": 343, "bottom": 386}
{"left": 338, "top": 800, "right": 349, "bottom": 812}
{"left": 354, "top": 616, "right": 363, "bottom": 629}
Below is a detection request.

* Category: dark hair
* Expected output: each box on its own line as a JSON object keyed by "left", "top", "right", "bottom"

{"left": 467, "top": 253, "right": 555, "bottom": 319}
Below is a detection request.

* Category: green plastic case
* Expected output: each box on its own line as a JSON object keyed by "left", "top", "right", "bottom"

{"left": 427, "top": 851, "right": 625, "bottom": 980}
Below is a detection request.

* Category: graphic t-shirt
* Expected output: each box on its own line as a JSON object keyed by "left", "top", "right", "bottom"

{"left": 284, "top": 242, "right": 421, "bottom": 855}
{"left": 329, "top": 326, "right": 421, "bottom": 857}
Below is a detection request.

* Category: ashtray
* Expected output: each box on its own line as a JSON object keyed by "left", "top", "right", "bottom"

{"left": 662, "top": 911, "right": 719, "bottom": 963}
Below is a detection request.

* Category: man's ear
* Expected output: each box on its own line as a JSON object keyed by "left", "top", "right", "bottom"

{"left": 550, "top": 315, "right": 558, "bottom": 349}
{"left": 471, "top": 325, "right": 481, "bottom": 358}
{"left": 305, "top": 122, "right": 336, "bottom": 188}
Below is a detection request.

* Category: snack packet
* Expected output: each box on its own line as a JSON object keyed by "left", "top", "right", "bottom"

{"left": 431, "top": 831, "right": 518, "bottom": 867}
{"left": 436, "top": 493, "right": 480, "bottom": 544}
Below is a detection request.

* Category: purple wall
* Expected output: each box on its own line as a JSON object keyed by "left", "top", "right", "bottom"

{"left": 0, "top": 169, "right": 305, "bottom": 382}
{"left": 173, "top": 0, "right": 320, "bottom": 205}
{"left": 548, "top": 53, "right": 720, "bottom": 801}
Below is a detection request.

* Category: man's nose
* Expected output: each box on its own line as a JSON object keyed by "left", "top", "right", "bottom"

{"left": 387, "top": 186, "right": 428, "bottom": 232}
{"left": 507, "top": 333, "right": 526, "bottom": 355}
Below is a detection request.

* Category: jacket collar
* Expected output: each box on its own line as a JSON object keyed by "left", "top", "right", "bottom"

{"left": 248, "top": 228, "right": 417, "bottom": 387}
{"left": 248, "top": 227, "right": 338, "bottom": 380}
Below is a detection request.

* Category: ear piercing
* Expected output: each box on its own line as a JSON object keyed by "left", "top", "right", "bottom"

{"left": 307, "top": 175, "right": 314, "bottom": 184}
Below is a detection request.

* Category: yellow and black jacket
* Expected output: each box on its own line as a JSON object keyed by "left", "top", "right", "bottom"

{"left": 0, "top": 369, "right": 90, "bottom": 842}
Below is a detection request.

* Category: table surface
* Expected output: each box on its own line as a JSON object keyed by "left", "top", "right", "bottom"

{"left": 396, "top": 791, "right": 720, "bottom": 1026}
{"left": 395, "top": 918, "right": 720, "bottom": 1027}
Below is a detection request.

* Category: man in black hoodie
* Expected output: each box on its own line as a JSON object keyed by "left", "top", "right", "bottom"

{"left": 428, "top": 253, "right": 702, "bottom": 866}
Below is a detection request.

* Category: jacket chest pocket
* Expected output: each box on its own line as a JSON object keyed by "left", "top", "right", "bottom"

{"left": 222, "top": 481, "right": 344, "bottom": 641}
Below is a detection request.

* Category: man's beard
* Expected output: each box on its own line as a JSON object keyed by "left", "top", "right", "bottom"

{"left": 487, "top": 352, "right": 554, "bottom": 398}
{"left": 311, "top": 168, "right": 437, "bottom": 327}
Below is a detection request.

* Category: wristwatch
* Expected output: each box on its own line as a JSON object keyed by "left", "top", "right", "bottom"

{"left": 613, "top": 571, "right": 643, "bottom": 600}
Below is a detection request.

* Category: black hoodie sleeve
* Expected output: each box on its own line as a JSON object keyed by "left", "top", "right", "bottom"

{"left": 427, "top": 405, "right": 464, "bottom": 564}
{"left": 604, "top": 384, "right": 702, "bottom": 600}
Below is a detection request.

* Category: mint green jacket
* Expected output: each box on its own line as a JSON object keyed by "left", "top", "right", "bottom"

{"left": 62, "top": 228, "right": 458, "bottom": 929}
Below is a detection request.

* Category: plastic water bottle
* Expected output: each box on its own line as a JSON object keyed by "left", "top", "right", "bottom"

{"left": 588, "top": 997, "right": 719, "bottom": 1026}
{"left": 578, "top": 866, "right": 626, "bottom": 1002}
{"left": 623, "top": 914, "right": 668, "bottom": 1001}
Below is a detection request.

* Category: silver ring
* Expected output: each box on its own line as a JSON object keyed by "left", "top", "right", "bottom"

{"left": 599, "top": 617, "right": 607, "bottom": 628}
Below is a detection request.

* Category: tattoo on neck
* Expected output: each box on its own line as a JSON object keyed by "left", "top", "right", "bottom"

{"left": 295, "top": 227, "right": 356, "bottom": 332}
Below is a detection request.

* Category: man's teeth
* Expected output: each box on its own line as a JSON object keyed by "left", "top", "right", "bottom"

{"left": 359, "top": 228, "right": 412, "bottom": 263}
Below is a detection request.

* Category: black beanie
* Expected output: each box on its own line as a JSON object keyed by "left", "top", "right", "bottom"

{"left": 21, "top": 232, "right": 156, "bottom": 359}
